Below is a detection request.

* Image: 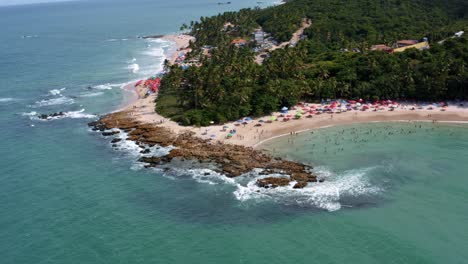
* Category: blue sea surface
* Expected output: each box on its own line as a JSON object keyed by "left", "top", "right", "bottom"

{"left": 1, "top": 1, "right": 468, "bottom": 263}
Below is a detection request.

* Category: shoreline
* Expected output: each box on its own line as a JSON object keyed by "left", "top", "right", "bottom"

{"left": 253, "top": 119, "right": 468, "bottom": 148}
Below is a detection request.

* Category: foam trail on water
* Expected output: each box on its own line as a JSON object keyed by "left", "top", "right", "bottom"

{"left": 0, "top": 98, "right": 16, "bottom": 103}
{"left": 79, "top": 92, "right": 104, "bottom": 98}
{"left": 91, "top": 83, "right": 125, "bottom": 90}
{"left": 22, "top": 109, "right": 96, "bottom": 120}
{"left": 33, "top": 97, "right": 75, "bottom": 107}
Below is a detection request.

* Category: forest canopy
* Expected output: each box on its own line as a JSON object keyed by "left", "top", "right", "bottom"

{"left": 157, "top": 0, "right": 468, "bottom": 126}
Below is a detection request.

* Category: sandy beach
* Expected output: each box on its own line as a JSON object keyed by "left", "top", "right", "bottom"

{"left": 120, "top": 34, "right": 468, "bottom": 150}
{"left": 128, "top": 91, "right": 468, "bottom": 149}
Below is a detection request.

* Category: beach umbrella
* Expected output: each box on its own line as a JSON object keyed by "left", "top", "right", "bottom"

{"left": 269, "top": 116, "right": 276, "bottom": 121}
{"left": 348, "top": 100, "right": 356, "bottom": 104}
{"left": 281, "top": 106, "right": 288, "bottom": 111}
{"left": 245, "top": 117, "right": 252, "bottom": 121}
{"left": 356, "top": 102, "right": 362, "bottom": 107}
{"left": 236, "top": 120, "right": 243, "bottom": 123}
{"left": 258, "top": 120, "right": 264, "bottom": 123}
{"left": 227, "top": 133, "right": 233, "bottom": 138}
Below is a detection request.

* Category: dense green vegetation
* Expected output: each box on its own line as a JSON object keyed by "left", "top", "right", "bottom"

{"left": 157, "top": 0, "right": 468, "bottom": 126}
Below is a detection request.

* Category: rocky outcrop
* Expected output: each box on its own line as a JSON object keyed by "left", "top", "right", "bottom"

{"left": 256, "top": 177, "right": 290, "bottom": 188}
{"left": 102, "top": 131, "right": 120, "bottom": 136}
{"left": 38, "top": 112, "right": 66, "bottom": 120}
{"left": 88, "top": 111, "right": 319, "bottom": 188}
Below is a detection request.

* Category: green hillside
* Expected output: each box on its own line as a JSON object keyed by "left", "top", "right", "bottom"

{"left": 157, "top": 0, "right": 468, "bottom": 126}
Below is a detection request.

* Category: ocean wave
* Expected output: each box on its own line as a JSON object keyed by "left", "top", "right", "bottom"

{"left": 49, "top": 87, "right": 66, "bottom": 96}
{"left": 233, "top": 166, "right": 382, "bottom": 211}
{"left": 79, "top": 92, "right": 104, "bottom": 98}
{"left": 34, "top": 96, "right": 75, "bottom": 107}
{"left": 91, "top": 83, "right": 125, "bottom": 90}
{"left": 127, "top": 63, "right": 140, "bottom": 73}
{"left": 0, "top": 97, "right": 16, "bottom": 103}
{"left": 23, "top": 109, "right": 96, "bottom": 120}
{"left": 109, "top": 130, "right": 174, "bottom": 157}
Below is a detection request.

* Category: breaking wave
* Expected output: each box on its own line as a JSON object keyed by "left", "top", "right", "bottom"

{"left": 0, "top": 97, "right": 16, "bottom": 103}
{"left": 91, "top": 83, "right": 125, "bottom": 90}
{"left": 49, "top": 87, "right": 66, "bottom": 96}
{"left": 128, "top": 63, "right": 140, "bottom": 73}
{"left": 23, "top": 109, "right": 96, "bottom": 120}
{"left": 79, "top": 92, "right": 104, "bottom": 98}
{"left": 34, "top": 96, "right": 75, "bottom": 107}
{"left": 233, "top": 166, "right": 382, "bottom": 211}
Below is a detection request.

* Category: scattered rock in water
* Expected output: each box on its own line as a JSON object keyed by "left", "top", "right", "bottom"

{"left": 102, "top": 131, "right": 120, "bottom": 136}
{"left": 111, "top": 138, "right": 122, "bottom": 143}
{"left": 38, "top": 112, "right": 66, "bottom": 120}
{"left": 140, "top": 149, "right": 151, "bottom": 154}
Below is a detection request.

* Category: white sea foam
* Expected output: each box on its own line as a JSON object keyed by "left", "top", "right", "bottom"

{"left": 22, "top": 111, "right": 38, "bottom": 117}
{"left": 23, "top": 109, "right": 96, "bottom": 120}
{"left": 63, "top": 109, "right": 96, "bottom": 119}
{"left": 0, "top": 97, "right": 15, "bottom": 103}
{"left": 92, "top": 83, "right": 125, "bottom": 90}
{"left": 128, "top": 63, "right": 140, "bottom": 73}
{"left": 79, "top": 92, "right": 104, "bottom": 97}
{"left": 34, "top": 96, "right": 75, "bottom": 107}
{"left": 49, "top": 87, "right": 66, "bottom": 96}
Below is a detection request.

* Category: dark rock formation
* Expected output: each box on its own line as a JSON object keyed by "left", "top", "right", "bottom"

{"left": 38, "top": 112, "right": 66, "bottom": 120}
{"left": 111, "top": 138, "right": 122, "bottom": 143}
{"left": 102, "top": 131, "right": 120, "bottom": 136}
{"left": 88, "top": 111, "right": 319, "bottom": 188}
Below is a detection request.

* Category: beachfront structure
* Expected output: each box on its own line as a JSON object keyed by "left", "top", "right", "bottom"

{"left": 231, "top": 38, "right": 247, "bottom": 47}
{"left": 371, "top": 44, "right": 393, "bottom": 52}
{"left": 393, "top": 41, "right": 430, "bottom": 53}
{"left": 253, "top": 30, "right": 265, "bottom": 44}
{"left": 396, "top": 39, "right": 419, "bottom": 48}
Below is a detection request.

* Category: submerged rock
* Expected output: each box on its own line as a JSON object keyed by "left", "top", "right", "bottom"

{"left": 102, "top": 131, "right": 120, "bottom": 136}
{"left": 38, "top": 112, "right": 66, "bottom": 120}
{"left": 110, "top": 138, "right": 122, "bottom": 143}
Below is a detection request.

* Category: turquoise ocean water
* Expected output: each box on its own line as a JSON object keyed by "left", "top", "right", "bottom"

{"left": 1, "top": 1, "right": 468, "bottom": 263}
